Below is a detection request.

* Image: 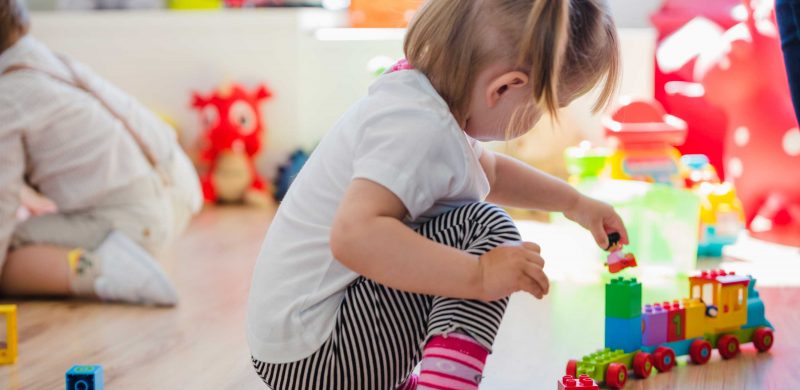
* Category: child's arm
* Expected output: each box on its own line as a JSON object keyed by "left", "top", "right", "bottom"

{"left": 331, "top": 179, "right": 549, "bottom": 302}
{"left": 482, "top": 152, "right": 628, "bottom": 249}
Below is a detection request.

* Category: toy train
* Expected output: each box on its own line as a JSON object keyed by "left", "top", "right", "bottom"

{"left": 565, "top": 270, "right": 774, "bottom": 388}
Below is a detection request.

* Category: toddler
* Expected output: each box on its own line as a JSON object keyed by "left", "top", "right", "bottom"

{"left": 0, "top": 0, "right": 202, "bottom": 305}
{"left": 248, "top": 0, "right": 627, "bottom": 388}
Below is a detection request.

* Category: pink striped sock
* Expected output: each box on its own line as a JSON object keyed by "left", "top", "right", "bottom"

{"left": 417, "top": 333, "right": 489, "bottom": 390}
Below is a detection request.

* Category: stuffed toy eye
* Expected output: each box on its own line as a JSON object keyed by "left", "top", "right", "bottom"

{"left": 229, "top": 100, "right": 258, "bottom": 135}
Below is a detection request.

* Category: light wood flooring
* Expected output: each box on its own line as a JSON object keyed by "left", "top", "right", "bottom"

{"left": 0, "top": 207, "right": 797, "bottom": 389}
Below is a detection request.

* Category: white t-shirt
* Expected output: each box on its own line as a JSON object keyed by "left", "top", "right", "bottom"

{"left": 246, "top": 70, "right": 490, "bottom": 363}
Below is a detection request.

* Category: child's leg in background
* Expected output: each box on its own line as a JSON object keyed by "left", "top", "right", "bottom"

{"left": 778, "top": 0, "right": 800, "bottom": 123}
{"left": 253, "top": 202, "right": 521, "bottom": 390}
{"left": 1, "top": 174, "right": 177, "bottom": 304}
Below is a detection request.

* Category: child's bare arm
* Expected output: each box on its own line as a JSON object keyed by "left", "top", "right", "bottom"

{"left": 331, "top": 179, "right": 549, "bottom": 301}
{"left": 483, "top": 152, "right": 581, "bottom": 212}
{"left": 483, "top": 152, "right": 628, "bottom": 249}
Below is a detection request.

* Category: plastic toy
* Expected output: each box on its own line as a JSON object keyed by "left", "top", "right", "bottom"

{"left": 558, "top": 374, "right": 599, "bottom": 390}
{"left": 693, "top": 181, "right": 745, "bottom": 257}
{"left": 605, "top": 233, "right": 637, "bottom": 274}
{"left": 566, "top": 269, "right": 774, "bottom": 388}
{"left": 274, "top": 149, "right": 309, "bottom": 202}
{"left": 657, "top": 1, "right": 800, "bottom": 246}
{"left": 66, "top": 365, "right": 103, "bottom": 390}
{"left": 168, "top": 0, "right": 221, "bottom": 9}
{"left": 0, "top": 305, "right": 17, "bottom": 365}
{"left": 564, "top": 141, "right": 609, "bottom": 184}
{"left": 603, "top": 99, "right": 688, "bottom": 187}
{"left": 349, "top": 0, "right": 423, "bottom": 28}
{"left": 192, "top": 83, "right": 273, "bottom": 207}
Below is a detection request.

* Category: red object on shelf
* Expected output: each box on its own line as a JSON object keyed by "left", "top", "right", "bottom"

{"left": 349, "top": 0, "right": 423, "bottom": 28}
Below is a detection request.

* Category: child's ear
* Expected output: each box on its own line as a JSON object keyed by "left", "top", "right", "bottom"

{"left": 486, "top": 71, "right": 529, "bottom": 108}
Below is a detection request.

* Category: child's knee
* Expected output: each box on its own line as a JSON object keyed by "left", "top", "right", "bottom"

{"left": 462, "top": 202, "right": 520, "bottom": 240}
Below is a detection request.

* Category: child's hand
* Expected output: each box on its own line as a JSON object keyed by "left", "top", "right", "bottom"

{"left": 20, "top": 185, "right": 58, "bottom": 217}
{"left": 564, "top": 194, "right": 629, "bottom": 250}
{"left": 477, "top": 241, "right": 549, "bottom": 301}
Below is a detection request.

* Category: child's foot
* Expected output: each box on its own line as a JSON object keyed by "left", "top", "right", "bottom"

{"left": 91, "top": 231, "right": 178, "bottom": 306}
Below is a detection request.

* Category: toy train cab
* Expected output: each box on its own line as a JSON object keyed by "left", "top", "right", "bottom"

{"left": 565, "top": 270, "right": 774, "bottom": 389}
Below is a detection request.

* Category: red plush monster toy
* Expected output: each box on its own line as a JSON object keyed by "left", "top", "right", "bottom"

{"left": 192, "top": 83, "right": 273, "bottom": 207}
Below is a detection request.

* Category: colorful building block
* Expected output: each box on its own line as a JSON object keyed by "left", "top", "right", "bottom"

{"left": 576, "top": 348, "right": 634, "bottom": 384}
{"left": 0, "top": 305, "right": 17, "bottom": 365}
{"left": 605, "top": 316, "right": 643, "bottom": 353}
{"left": 642, "top": 303, "right": 668, "bottom": 346}
{"left": 664, "top": 300, "right": 686, "bottom": 342}
{"left": 682, "top": 298, "right": 706, "bottom": 339}
{"left": 558, "top": 374, "right": 600, "bottom": 390}
{"left": 66, "top": 365, "right": 104, "bottom": 390}
{"left": 605, "top": 277, "right": 642, "bottom": 319}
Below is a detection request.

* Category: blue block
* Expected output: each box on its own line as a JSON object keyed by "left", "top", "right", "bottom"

{"left": 641, "top": 337, "right": 700, "bottom": 356}
{"left": 66, "top": 365, "right": 104, "bottom": 390}
{"left": 605, "top": 316, "right": 642, "bottom": 353}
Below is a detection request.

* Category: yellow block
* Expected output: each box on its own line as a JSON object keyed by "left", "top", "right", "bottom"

{"left": 682, "top": 298, "right": 707, "bottom": 339}
{"left": 0, "top": 305, "right": 17, "bottom": 365}
{"left": 711, "top": 284, "right": 748, "bottom": 332}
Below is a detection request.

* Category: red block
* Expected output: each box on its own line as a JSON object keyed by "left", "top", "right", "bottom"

{"left": 558, "top": 375, "right": 599, "bottom": 390}
{"left": 664, "top": 300, "right": 686, "bottom": 342}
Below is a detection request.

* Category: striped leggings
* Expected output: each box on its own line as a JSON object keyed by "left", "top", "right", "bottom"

{"left": 252, "top": 202, "right": 521, "bottom": 389}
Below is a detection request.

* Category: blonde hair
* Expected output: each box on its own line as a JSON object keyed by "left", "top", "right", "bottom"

{"left": 404, "top": 0, "right": 620, "bottom": 128}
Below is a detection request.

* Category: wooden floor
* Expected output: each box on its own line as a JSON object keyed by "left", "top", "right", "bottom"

{"left": 0, "top": 207, "right": 798, "bottom": 389}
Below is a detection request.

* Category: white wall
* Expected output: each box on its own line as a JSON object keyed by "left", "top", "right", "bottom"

{"left": 609, "top": 0, "right": 662, "bottom": 28}
{"left": 29, "top": 9, "right": 655, "bottom": 176}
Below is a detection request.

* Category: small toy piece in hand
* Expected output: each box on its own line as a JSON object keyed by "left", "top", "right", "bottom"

{"left": 605, "top": 232, "right": 637, "bottom": 274}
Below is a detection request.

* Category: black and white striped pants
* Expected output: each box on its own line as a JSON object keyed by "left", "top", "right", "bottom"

{"left": 253, "top": 202, "right": 521, "bottom": 389}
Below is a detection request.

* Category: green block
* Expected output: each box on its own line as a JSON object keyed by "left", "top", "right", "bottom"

{"left": 605, "top": 277, "right": 642, "bottom": 319}
{"left": 577, "top": 348, "right": 635, "bottom": 383}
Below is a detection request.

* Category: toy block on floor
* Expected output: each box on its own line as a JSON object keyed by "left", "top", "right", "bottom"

{"left": 642, "top": 303, "right": 668, "bottom": 346}
{"left": 558, "top": 374, "right": 599, "bottom": 389}
{"left": 605, "top": 277, "right": 642, "bottom": 319}
{"left": 664, "top": 300, "right": 687, "bottom": 342}
{"left": 0, "top": 305, "right": 17, "bottom": 365}
{"left": 605, "top": 316, "right": 643, "bottom": 353}
{"left": 66, "top": 365, "right": 104, "bottom": 390}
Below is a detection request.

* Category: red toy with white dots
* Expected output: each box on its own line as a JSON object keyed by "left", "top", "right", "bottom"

{"left": 657, "top": 0, "right": 800, "bottom": 246}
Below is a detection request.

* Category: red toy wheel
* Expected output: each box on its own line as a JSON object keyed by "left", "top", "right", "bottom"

{"left": 652, "top": 346, "right": 676, "bottom": 372}
{"left": 633, "top": 352, "right": 653, "bottom": 379}
{"left": 689, "top": 339, "right": 712, "bottom": 365}
{"left": 566, "top": 359, "right": 578, "bottom": 377}
{"left": 605, "top": 362, "right": 628, "bottom": 389}
{"left": 717, "top": 334, "right": 740, "bottom": 359}
{"left": 752, "top": 327, "right": 774, "bottom": 352}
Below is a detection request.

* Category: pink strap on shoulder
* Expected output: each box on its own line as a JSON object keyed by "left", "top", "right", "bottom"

{"left": 387, "top": 59, "right": 413, "bottom": 74}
